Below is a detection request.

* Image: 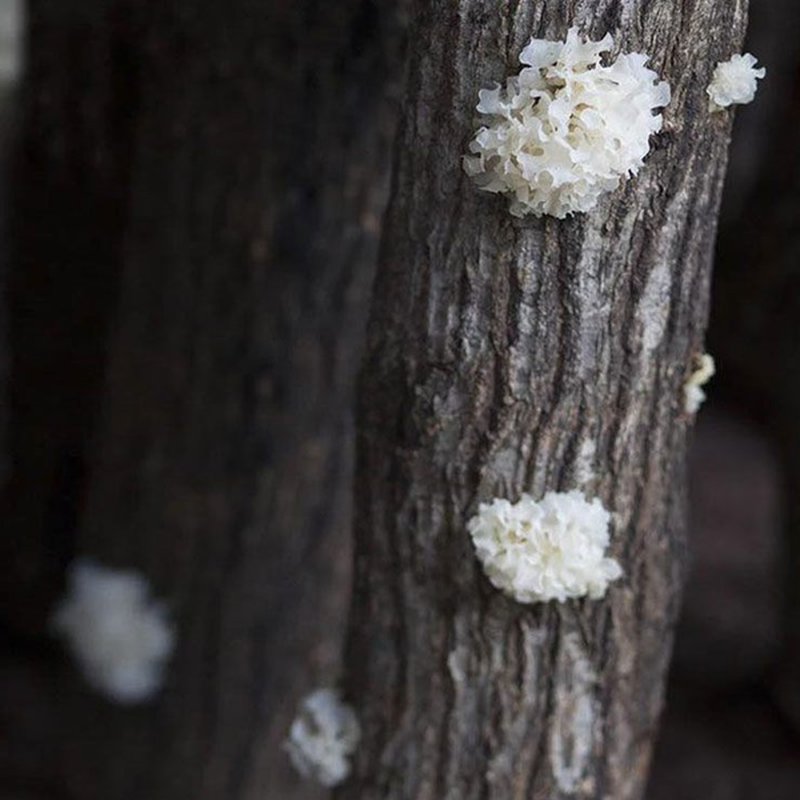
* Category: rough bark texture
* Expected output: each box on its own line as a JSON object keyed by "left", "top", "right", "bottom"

{"left": 61, "top": 3, "right": 407, "bottom": 800}
{"left": 340, "top": 2, "right": 747, "bottom": 798}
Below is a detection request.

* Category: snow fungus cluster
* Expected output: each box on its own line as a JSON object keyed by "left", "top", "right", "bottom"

{"left": 463, "top": 27, "right": 671, "bottom": 218}
{"left": 707, "top": 53, "right": 765, "bottom": 112}
{"left": 467, "top": 490, "right": 623, "bottom": 604}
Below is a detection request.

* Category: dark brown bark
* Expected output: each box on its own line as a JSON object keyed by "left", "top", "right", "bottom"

{"left": 62, "top": 2, "right": 406, "bottom": 800}
{"left": 340, "top": 2, "right": 747, "bottom": 798}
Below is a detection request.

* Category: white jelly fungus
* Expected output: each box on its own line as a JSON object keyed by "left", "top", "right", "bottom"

{"left": 684, "top": 353, "right": 715, "bottom": 414}
{"left": 463, "top": 27, "right": 670, "bottom": 218}
{"left": 467, "top": 490, "right": 622, "bottom": 603}
{"left": 285, "top": 688, "right": 361, "bottom": 787}
{"left": 707, "top": 54, "right": 765, "bottom": 112}
{"left": 51, "top": 559, "right": 174, "bottom": 704}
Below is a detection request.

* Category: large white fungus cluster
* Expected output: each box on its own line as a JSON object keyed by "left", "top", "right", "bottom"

{"left": 468, "top": 490, "right": 622, "bottom": 603}
{"left": 684, "top": 353, "right": 715, "bottom": 414}
{"left": 707, "top": 53, "right": 765, "bottom": 112}
{"left": 51, "top": 559, "right": 174, "bottom": 704}
{"left": 463, "top": 27, "right": 670, "bottom": 218}
{"left": 285, "top": 688, "right": 361, "bottom": 787}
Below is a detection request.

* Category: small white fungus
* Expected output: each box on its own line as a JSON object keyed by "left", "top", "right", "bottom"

{"left": 51, "top": 559, "right": 174, "bottom": 704}
{"left": 463, "top": 27, "right": 670, "bottom": 218}
{"left": 285, "top": 688, "right": 361, "bottom": 787}
{"left": 467, "top": 490, "right": 622, "bottom": 603}
{"left": 684, "top": 353, "right": 715, "bottom": 414}
{"left": 707, "top": 53, "right": 765, "bottom": 112}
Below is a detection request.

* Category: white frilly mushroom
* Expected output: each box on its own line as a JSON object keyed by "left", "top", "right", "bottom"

{"left": 463, "top": 27, "right": 670, "bottom": 218}
{"left": 468, "top": 490, "right": 622, "bottom": 603}
{"left": 707, "top": 53, "right": 765, "bottom": 112}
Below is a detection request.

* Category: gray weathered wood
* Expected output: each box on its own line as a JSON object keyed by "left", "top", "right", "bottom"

{"left": 340, "top": 2, "right": 747, "bottom": 798}
{"left": 61, "top": 2, "right": 407, "bottom": 799}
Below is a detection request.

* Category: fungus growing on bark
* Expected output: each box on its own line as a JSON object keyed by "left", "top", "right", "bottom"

{"left": 684, "top": 352, "right": 716, "bottom": 414}
{"left": 467, "top": 490, "right": 622, "bottom": 603}
{"left": 51, "top": 559, "right": 174, "bottom": 703}
{"left": 463, "top": 27, "right": 670, "bottom": 218}
{"left": 707, "top": 53, "right": 765, "bottom": 112}
{"left": 285, "top": 688, "right": 361, "bottom": 787}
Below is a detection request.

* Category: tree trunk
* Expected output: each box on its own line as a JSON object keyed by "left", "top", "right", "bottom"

{"left": 62, "top": 3, "right": 406, "bottom": 800}
{"left": 340, "top": 2, "right": 747, "bottom": 798}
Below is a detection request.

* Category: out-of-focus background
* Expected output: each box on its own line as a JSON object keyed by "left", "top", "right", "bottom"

{"left": 0, "top": 1, "right": 798, "bottom": 798}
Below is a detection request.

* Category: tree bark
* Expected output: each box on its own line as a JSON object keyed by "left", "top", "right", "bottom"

{"left": 340, "top": 2, "right": 747, "bottom": 798}
{"left": 61, "top": 2, "right": 407, "bottom": 800}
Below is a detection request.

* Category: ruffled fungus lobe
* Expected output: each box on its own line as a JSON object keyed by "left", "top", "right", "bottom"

{"left": 684, "top": 352, "right": 715, "bottom": 414}
{"left": 467, "top": 490, "right": 622, "bottom": 603}
{"left": 707, "top": 54, "right": 765, "bottom": 112}
{"left": 51, "top": 559, "right": 174, "bottom": 703}
{"left": 285, "top": 689, "right": 361, "bottom": 787}
{"left": 463, "top": 27, "right": 670, "bottom": 218}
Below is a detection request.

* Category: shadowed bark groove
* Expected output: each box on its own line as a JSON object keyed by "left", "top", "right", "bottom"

{"left": 62, "top": 2, "right": 407, "bottom": 799}
{"left": 340, "top": 1, "right": 747, "bottom": 798}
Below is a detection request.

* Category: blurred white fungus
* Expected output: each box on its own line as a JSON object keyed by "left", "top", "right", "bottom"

{"left": 0, "top": 0, "right": 22, "bottom": 86}
{"left": 51, "top": 559, "right": 174, "bottom": 704}
{"left": 463, "top": 27, "right": 670, "bottom": 218}
{"left": 467, "top": 490, "right": 622, "bottom": 603}
{"left": 707, "top": 54, "right": 765, "bottom": 112}
{"left": 684, "top": 353, "right": 715, "bottom": 414}
{"left": 285, "top": 688, "right": 361, "bottom": 787}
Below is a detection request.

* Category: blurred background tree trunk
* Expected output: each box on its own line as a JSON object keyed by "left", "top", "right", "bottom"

{"left": 30, "top": 2, "right": 407, "bottom": 800}
{"left": 339, "top": 2, "right": 747, "bottom": 798}
{"left": 710, "top": 0, "right": 800, "bottom": 736}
